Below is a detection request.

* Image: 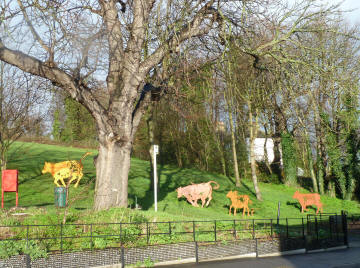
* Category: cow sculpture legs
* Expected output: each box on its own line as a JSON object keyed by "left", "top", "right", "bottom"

{"left": 185, "top": 194, "right": 212, "bottom": 208}
{"left": 186, "top": 195, "right": 199, "bottom": 207}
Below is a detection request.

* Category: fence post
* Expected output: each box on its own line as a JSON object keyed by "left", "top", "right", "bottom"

{"left": 26, "top": 225, "right": 29, "bottom": 250}
{"left": 121, "top": 246, "right": 125, "bottom": 268}
{"left": 195, "top": 241, "right": 199, "bottom": 264}
{"left": 329, "top": 216, "right": 333, "bottom": 240}
{"left": 270, "top": 219, "right": 273, "bottom": 238}
{"left": 252, "top": 219, "right": 255, "bottom": 239}
{"left": 302, "top": 217, "right": 305, "bottom": 239}
{"left": 306, "top": 214, "right": 310, "bottom": 234}
{"left": 120, "top": 223, "right": 123, "bottom": 246}
{"left": 286, "top": 218, "right": 289, "bottom": 239}
{"left": 25, "top": 253, "right": 31, "bottom": 268}
{"left": 341, "top": 211, "right": 349, "bottom": 248}
{"left": 302, "top": 218, "right": 306, "bottom": 250}
{"left": 169, "top": 222, "right": 171, "bottom": 238}
{"left": 193, "top": 221, "right": 196, "bottom": 242}
{"left": 233, "top": 220, "right": 236, "bottom": 239}
{"left": 255, "top": 238, "right": 258, "bottom": 257}
{"left": 214, "top": 220, "right": 217, "bottom": 242}
{"left": 315, "top": 217, "right": 319, "bottom": 242}
{"left": 60, "top": 223, "right": 63, "bottom": 254}
{"left": 335, "top": 213, "right": 338, "bottom": 235}
{"left": 146, "top": 222, "right": 150, "bottom": 244}
{"left": 90, "top": 224, "right": 93, "bottom": 250}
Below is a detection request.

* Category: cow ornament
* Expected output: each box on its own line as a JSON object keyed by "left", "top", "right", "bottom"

{"left": 176, "top": 181, "right": 219, "bottom": 207}
{"left": 293, "top": 190, "right": 323, "bottom": 214}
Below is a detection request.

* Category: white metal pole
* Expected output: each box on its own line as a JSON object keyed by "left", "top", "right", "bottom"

{"left": 153, "top": 146, "right": 158, "bottom": 212}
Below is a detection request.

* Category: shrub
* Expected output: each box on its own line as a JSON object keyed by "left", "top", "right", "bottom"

{"left": 0, "top": 240, "right": 47, "bottom": 260}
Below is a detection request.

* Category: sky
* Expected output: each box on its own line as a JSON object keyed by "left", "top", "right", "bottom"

{"left": 332, "top": 0, "right": 360, "bottom": 25}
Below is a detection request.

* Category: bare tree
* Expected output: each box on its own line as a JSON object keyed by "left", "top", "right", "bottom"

{"left": 0, "top": 0, "right": 346, "bottom": 209}
{"left": 0, "top": 0, "right": 233, "bottom": 210}
{"left": 0, "top": 62, "right": 48, "bottom": 170}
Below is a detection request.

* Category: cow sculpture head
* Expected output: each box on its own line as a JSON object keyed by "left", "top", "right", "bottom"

{"left": 176, "top": 187, "right": 183, "bottom": 198}
{"left": 226, "top": 190, "right": 237, "bottom": 200}
{"left": 292, "top": 191, "right": 300, "bottom": 199}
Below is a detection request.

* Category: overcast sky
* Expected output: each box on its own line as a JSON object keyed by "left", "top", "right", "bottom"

{"left": 332, "top": 0, "right": 360, "bottom": 25}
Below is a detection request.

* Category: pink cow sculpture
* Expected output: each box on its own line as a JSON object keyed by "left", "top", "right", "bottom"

{"left": 176, "top": 181, "right": 219, "bottom": 207}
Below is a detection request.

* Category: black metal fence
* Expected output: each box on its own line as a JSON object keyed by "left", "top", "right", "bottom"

{"left": 306, "top": 212, "right": 348, "bottom": 250}
{"left": 0, "top": 212, "right": 351, "bottom": 267}
{"left": 347, "top": 213, "right": 360, "bottom": 244}
{"left": 0, "top": 218, "right": 315, "bottom": 252}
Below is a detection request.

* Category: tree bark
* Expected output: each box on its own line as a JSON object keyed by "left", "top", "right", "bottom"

{"left": 248, "top": 101, "right": 262, "bottom": 201}
{"left": 263, "top": 126, "right": 273, "bottom": 174}
{"left": 227, "top": 104, "right": 241, "bottom": 186}
{"left": 305, "top": 132, "right": 318, "bottom": 193}
{"left": 94, "top": 138, "right": 131, "bottom": 210}
{"left": 313, "top": 103, "right": 325, "bottom": 195}
{"left": 273, "top": 100, "right": 287, "bottom": 181}
{"left": 146, "top": 105, "right": 156, "bottom": 190}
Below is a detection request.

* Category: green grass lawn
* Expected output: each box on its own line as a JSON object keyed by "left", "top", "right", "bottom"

{"left": 1, "top": 141, "right": 360, "bottom": 226}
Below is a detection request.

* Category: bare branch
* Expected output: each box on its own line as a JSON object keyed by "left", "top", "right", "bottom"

{"left": 0, "top": 39, "right": 106, "bottom": 128}
{"left": 16, "top": 0, "right": 53, "bottom": 60}
{"left": 140, "top": 0, "right": 218, "bottom": 75}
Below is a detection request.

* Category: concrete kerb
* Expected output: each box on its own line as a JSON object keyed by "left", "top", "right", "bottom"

{"left": 259, "top": 248, "right": 306, "bottom": 257}
{"left": 194, "top": 253, "right": 256, "bottom": 263}
{"left": 307, "top": 245, "right": 348, "bottom": 254}
{"left": 349, "top": 241, "right": 360, "bottom": 248}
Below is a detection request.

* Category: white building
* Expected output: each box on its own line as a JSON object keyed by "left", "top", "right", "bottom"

{"left": 246, "top": 138, "right": 282, "bottom": 164}
{"left": 246, "top": 138, "right": 305, "bottom": 175}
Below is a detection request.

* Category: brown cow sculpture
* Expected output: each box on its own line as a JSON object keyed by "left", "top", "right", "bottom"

{"left": 176, "top": 181, "right": 219, "bottom": 207}
{"left": 226, "top": 191, "right": 252, "bottom": 216}
{"left": 292, "top": 191, "right": 323, "bottom": 214}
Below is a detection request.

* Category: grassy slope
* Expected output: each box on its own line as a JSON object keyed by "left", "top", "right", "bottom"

{"left": 1, "top": 141, "right": 359, "bottom": 225}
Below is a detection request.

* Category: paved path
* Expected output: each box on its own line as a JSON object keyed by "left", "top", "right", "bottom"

{"left": 159, "top": 247, "right": 360, "bottom": 268}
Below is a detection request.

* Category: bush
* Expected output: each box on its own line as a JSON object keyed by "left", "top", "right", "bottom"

{"left": 0, "top": 240, "right": 47, "bottom": 260}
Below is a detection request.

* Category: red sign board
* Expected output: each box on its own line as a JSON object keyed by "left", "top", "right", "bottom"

{"left": 1, "top": 169, "right": 18, "bottom": 208}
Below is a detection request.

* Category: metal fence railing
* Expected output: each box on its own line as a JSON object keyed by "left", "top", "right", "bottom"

{"left": 347, "top": 213, "right": 360, "bottom": 243}
{"left": 0, "top": 212, "right": 349, "bottom": 254}
{"left": 1, "top": 211, "right": 356, "bottom": 268}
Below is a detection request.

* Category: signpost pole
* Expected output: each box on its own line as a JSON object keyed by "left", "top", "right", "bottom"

{"left": 153, "top": 145, "right": 159, "bottom": 212}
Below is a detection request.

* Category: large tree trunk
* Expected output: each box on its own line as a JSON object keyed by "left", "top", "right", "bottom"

{"left": 94, "top": 139, "right": 132, "bottom": 210}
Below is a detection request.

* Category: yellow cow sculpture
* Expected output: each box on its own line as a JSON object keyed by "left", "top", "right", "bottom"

{"left": 42, "top": 152, "right": 92, "bottom": 188}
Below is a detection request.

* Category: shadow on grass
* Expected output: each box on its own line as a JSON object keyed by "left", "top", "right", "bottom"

{"left": 134, "top": 163, "right": 255, "bottom": 211}
{"left": 225, "top": 175, "right": 236, "bottom": 186}
{"left": 286, "top": 201, "right": 320, "bottom": 214}
{"left": 133, "top": 164, "right": 231, "bottom": 211}
{"left": 240, "top": 180, "right": 256, "bottom": 199}
{"left": 136, "top": 165, "right": 184, "bottom": 210}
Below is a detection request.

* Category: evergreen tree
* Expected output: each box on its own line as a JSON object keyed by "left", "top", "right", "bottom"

{"left": 52, "top": 109, "right": 62, "bottom": 141}
{"left": 281, "top": 132, "right": 297, "bottom": 186}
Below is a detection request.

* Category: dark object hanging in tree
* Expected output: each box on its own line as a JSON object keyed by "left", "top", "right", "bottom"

{"left": 117, "top": 0, "right": 126, "bottom": 13}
